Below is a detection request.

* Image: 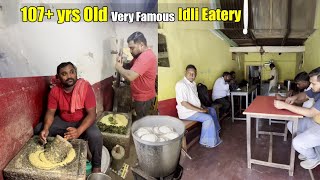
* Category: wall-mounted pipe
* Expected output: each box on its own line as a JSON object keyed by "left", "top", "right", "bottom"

{"left": 243, "top": 0, "right": 248, "bottom": 34}
{"left": 230, "top": 46, "right": 305, "bottom": 53}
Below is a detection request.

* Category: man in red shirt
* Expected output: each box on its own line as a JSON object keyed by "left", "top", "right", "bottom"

{"left": 115, "top": 32, "right": 157, "bottom": 119}
{"left": 34, "top": 62, "right": 103, "bottom": 173}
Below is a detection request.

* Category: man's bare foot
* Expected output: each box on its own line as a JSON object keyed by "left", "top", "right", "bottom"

{"left": 92, "top": 167, "right": 101, "bottom": 173}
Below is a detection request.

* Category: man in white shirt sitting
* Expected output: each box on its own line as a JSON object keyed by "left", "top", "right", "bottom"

{"left": 212, "top": 72, "right": 232, "bottom": 117}
{"left": 175, "top": 65, "right": 222, "bottom": 148}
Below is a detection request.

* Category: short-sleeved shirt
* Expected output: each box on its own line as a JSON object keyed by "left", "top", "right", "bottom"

{"left": 175, "top": 77, "right": 201, "bottom": 119}
{"left": 303, "top": 86, "right": 314, "bottom": 108}
{"left": 305, "top": 89, "right": 320, "bottom": 111}
{"left": 48, "top": 83, "right": 96, "bottom": 122}
{"left": 269, "top": 68, "right": 278, "bottom": 88}
{"left": 130, "top": 49, "right": 157, "bottom": 101}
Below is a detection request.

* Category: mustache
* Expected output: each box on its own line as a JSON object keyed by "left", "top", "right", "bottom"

{"left": 66, "top": 78, "right": 74, "bottom": 82}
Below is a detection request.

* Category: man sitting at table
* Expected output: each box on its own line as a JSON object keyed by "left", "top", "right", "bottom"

{"left": 229, "top": 71, "right": 238, "bottom": 91}
{"left": 277, "top": 72, "right": 314, "bottom": 136}
{"left": 274, "top": 67, "right": 320, "bottom": 169}
{"left": 212, "top": 72, "right": 232, "bottom": 117}
{"left": 276, "top": 71, "right": 314, "bottom": 109}
{"left": 175, "top": 64, "right": 222, "bottom": 148}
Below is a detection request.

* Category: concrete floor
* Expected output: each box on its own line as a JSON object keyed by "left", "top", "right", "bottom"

{"left": 106, "top": 118, "right": 319, "bottom": 180}
{"left": 180, "top": 118, "right": 319, "bottom": 180}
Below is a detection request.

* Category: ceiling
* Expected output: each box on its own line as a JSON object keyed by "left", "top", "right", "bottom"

{"left": 215, "top": 0, "right": 317, "bottom": 47}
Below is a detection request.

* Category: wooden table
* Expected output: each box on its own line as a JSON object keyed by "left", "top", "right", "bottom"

{"left": 268, "top": 87, "right": 289, "bottom": 129}
{"left": 231, "top": 85, "right": 257, "bottom": 122}
{"left": 243, "top": 96, "right": 303, "bottom": 176}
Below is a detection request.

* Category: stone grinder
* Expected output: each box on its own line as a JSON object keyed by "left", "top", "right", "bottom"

{"left": 44, "top": 135, "right": 73, "bottom": 163}
{"left": 4, "top": 136, "right": 87, "bottom": 180}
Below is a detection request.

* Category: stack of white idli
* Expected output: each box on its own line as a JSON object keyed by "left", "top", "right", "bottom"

{"left": 134, "top": 125, "right": 179, "bottom": 142}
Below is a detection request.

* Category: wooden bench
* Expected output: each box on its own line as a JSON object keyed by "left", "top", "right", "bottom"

{"left": 158, "top": 98, "right": 222, "bottom": 152}
{"left": 181, "top": 120, "right": 201, "bottom": 152}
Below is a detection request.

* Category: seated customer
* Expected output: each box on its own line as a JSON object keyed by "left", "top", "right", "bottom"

{"left": 276, "top": 71, "right": 314, "bottom": 109}
{"left": 277, "top": 72, "right": 314, "bottom": 136}
{"left": 34, "top": 62, "right": 103, "bottom": 173}
{"left": 175, "top": 64, "right": 222, "bottom": 148}
{"left": 229, "top": 71, "right": 238, "bottom": 91}
{"left": 274, "top": 67, "right": 320, "bottom": 169}
{"left": 212, "top": 72, "right": 232, "bottom": 116}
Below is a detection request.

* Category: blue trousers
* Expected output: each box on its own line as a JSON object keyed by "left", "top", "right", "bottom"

{"left": 187, "top": 107, "right": 222, "bottom": 147}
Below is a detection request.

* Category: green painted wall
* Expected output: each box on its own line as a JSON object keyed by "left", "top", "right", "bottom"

{"left": 244, "top": 53, "right": 297, "bottom": 82}
{"left": 158, "top": 0, "right": 320, "bottom": 101}
{"left": 158, "top": 0, "right": 244, "bottom": 101}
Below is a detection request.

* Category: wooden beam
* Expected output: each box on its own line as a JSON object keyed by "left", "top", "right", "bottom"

{"left": 250, "top": 159, "right": 290, "bottom": 170}
{"left": 230, "top": 46, "right": 305, "bottom": 53}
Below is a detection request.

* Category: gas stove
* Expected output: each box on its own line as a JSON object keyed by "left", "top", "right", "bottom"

{"left": 131, "top": 164, "right": 183, "bottom": 180}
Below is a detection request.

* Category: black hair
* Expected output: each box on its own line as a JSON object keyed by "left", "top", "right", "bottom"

{"left": 270, "top": 63, "right": 275, "bottom": 68}
{"left": 186, "top": 64, "right": 197, "bottom": 71}
{"left": 309, "top": 67, "right": 320, "bottom": 82}
{"left": 56, "top": 62, "right": 77, "bottom": 75}
{"left": 222, "top": 72, "right": 231, "bottom": 77}
{"left": 127, "top": 31, "right": 147, "bottom": 46}
{"left": 294, "top": 72, "right": 309, "bottom": 82}
{"left": 230, "top": 71, "right": 236, "bottom": 75}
